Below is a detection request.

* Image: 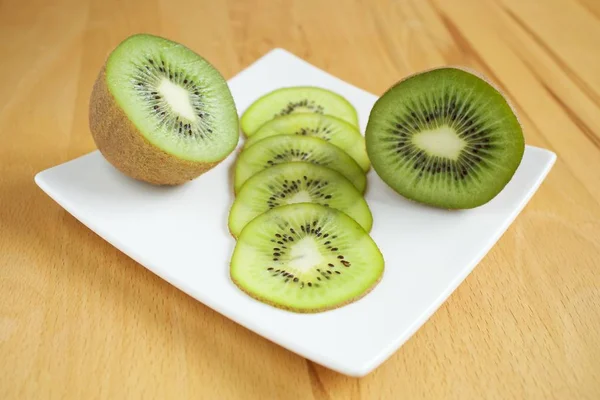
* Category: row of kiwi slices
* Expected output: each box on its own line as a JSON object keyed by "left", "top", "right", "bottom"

{"left": 229, "top": 87, "right": 385, "bottom": 313}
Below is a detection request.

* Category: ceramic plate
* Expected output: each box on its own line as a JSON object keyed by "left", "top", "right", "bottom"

{"left": 35, "top": 49, "right": 556, "bottom": 377}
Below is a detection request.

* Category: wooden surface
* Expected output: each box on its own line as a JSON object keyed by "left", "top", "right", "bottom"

{"left": 1, "top": 0, "right": 599, "bottom": 398}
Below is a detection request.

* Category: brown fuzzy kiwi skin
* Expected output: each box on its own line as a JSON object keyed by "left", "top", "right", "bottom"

{"left": 229, "top": 267, "right": 383, "bottom": 313}
{"left": 89, "top": 66, "right": 220, "bottom": 186}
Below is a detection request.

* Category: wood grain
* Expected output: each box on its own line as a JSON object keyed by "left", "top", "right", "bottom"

{"left": 1, "top": 0, "right": 599, "bottom": 398}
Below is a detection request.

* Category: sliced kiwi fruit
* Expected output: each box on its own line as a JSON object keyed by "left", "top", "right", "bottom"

{"left": 230, "top": 203, "right": 384, "bottom": 313}
{"left": 89, "top": 33, "right": 239, "bottom": 185}
{"left": 366, "top": 67, "right": 525, "bottom": 209}
{"left": 234, "top": 135, "right": 366, "bottom": 194}
{"left": 228, "top": 162, "right": 372, "bottom": 237}
{"left": 244, "top": 113, "right": 370, "bottom": 171}
{"left": 240, "top": 87, "right": 359, "bottom": 136}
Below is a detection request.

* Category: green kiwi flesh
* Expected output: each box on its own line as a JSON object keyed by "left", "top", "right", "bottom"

{"left": 228, "top": 162, "right": 372, "bottom": 237}
{"left": 241, "top": 87, "right": 359, "bottom": 136}
{"left": 366, "top": 67, "right": 525, "bottom": 209}
{"left": 101, "top": 34, "right": 238, "bottom": 163}
{"left": 230, "top": 203, "right": 384, "bottom": 313}
{"left": 244, "top": 113, "right": 370, "bottom": 171}
{"left": 234, "top": 135, "right": 366, "bottom": 194}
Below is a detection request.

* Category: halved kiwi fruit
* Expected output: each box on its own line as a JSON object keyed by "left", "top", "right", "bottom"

{"left": 234, "top": 135, "right": 366, "bottom": 194}
{"left": 89, "top": 33, "right": 239, "bottom": 185}
{"left": 230, "top": 203, "right": 384, "bottom": 313}
{"left": 366, "top": 67, "right": 525, "bottom": 209}
{"left": 244, "top": 113, "right": 370, "bottom": 171}
{"left": 228, "top": 162, "right": 372, "bottom": 237}
{"left": 240, "top": 87, "right": 359, "bottom": 136}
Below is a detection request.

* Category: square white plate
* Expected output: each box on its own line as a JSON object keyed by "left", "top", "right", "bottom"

{"left": 35, "top": 48, "right": 556, "bottom": 377}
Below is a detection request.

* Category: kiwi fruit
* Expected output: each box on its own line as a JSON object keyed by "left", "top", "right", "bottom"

{"left": 244, "top": 113, "right": 370, "bottom": 171}
{"left": 89, "top": 33, "right": 239, "bottom": 185}
{"left": 366, "top": 67, "right": 525, "bottom": 209}
{"left": 228, "top": 162, "right": 372, "bottom": 237}
{"left": 240, "top": 87, "right": 359, "bottom": 136}
{"left": 230, "top": 203, "right": 384, "bottom": 313}
{"left": 234, "top": 135, "right": 366, "bottom": 194}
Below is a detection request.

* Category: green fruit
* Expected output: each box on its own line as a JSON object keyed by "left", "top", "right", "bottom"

{"left": 366, "top": 67, "right": 524, "bottom": 209}
{"left": 244, "top": 113, "right": 370, "bottom": 171}
{"left": 228, "top": 162, "right": 372, "bottom": 237}
{"left": 241, "top": 87, "right": 359, "bottom": 136}
{"left": 234, "top": 135, "right": 366, "bottom": 194}
{"left": 89, "top": 33, "right": 239, "bottom": 185}
{"left": 230, "top": 203, "right": 384, "bottom": 313}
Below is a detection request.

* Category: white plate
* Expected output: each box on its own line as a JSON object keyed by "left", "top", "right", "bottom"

{"left": 35, "top": 48, "right": 556, "bottom": 377}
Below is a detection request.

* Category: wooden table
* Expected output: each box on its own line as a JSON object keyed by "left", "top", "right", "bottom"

{"left": 1, "top": 0, "right": 599, "bottom": 398}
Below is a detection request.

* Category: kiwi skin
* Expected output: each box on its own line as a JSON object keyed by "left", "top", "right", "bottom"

{"left": 89, "top": 67, "right": 221, "bottom": 185}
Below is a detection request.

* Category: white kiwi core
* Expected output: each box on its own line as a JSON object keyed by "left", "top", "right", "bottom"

{"left": 412, "top": 125, "right": 466, "bottom": 160}
{"left": 158, "top": 78, "right": 196, "bottom": 121}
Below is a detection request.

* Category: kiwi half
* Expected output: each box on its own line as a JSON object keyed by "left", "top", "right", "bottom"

{"left": 366, "top": 67, "right": 525, "bottom": 209}
{"left": 240, "top": 87, "right": 359, "bottom": 136}
{"left": 234, "top": 135, "right": 366, "bottom": 194}
{"left": 228, "top": 162, "right": 372, "bottom": 237}
{"left": 230, "top": 203, "right": 384, "bottom": 313}
{"left": 89, "top": 34, "right": 239, "bottom": 185}
{"left": 244, "top": 113, "right": 370, "bottom": 171}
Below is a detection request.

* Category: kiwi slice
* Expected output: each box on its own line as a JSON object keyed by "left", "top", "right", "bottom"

{"left": 240, "top": 87, "right": 359, "bottom": 136}
{"left": 89, "top": 33, "right": 239, "bottom": 185}
{"left": 366, "top": 67, "right": 525, "bottom": 209}
{"left": 234, "top": 135, "right": 366, "bottom": 194}
{"left": 244, "top": 113, "right": 370, "bottom": 171}
{"left": 228, "top": 162, "right": 372, "bottom": 237}
{"left": 230, "top": 203, "right": 384, "bottom": 313}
